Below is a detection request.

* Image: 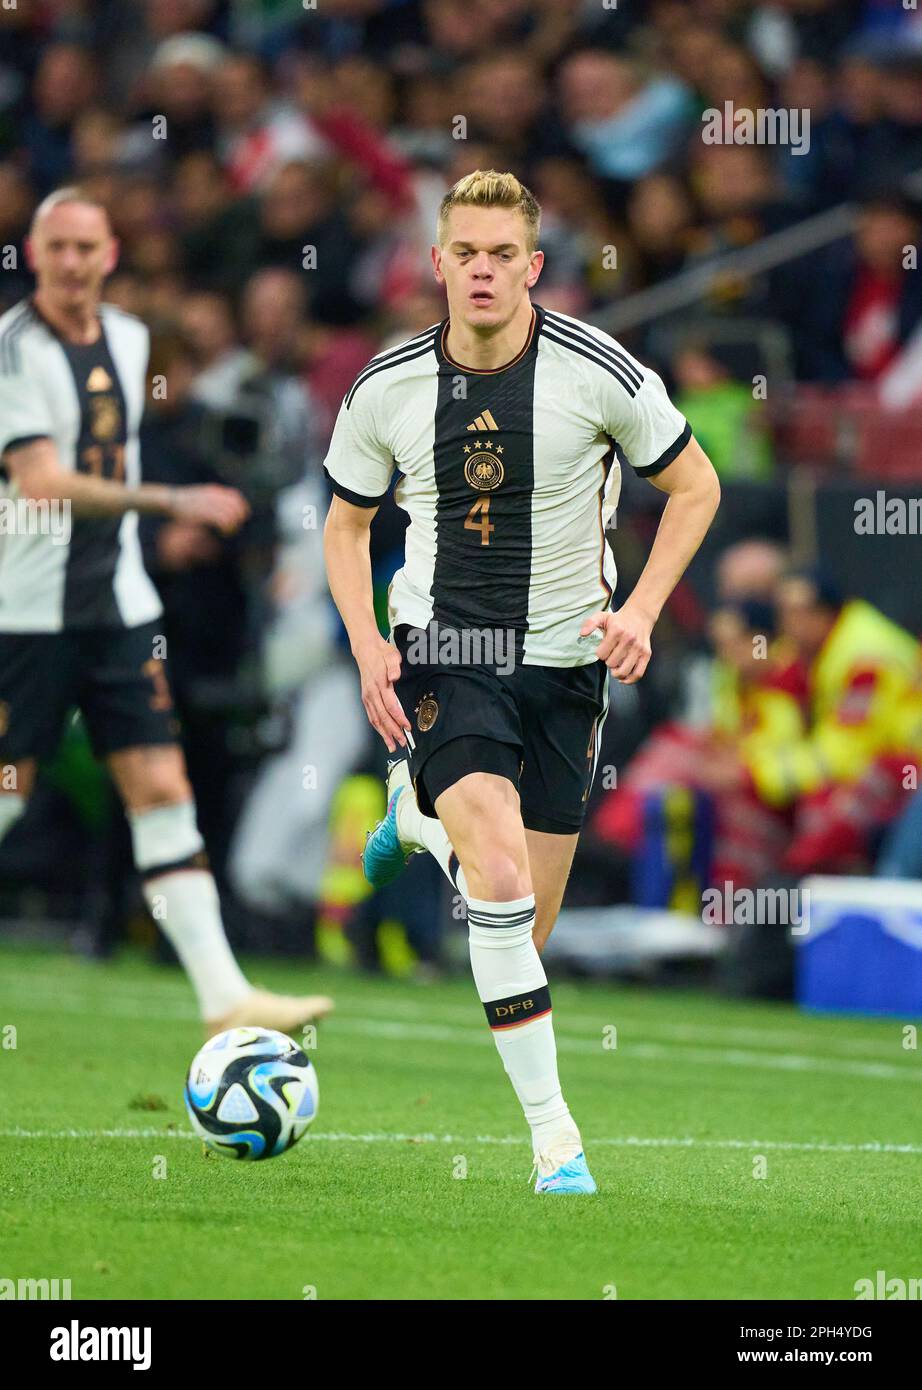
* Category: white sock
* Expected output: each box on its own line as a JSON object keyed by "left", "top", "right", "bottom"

{"left": 396, "top": 786, "right": 470, "bottom": 898}
{"left": 467, "top": 893, "right": 574, "bottom": 1152}
{"left": 128, "top": 802, "right": 250, "bottom": 1021}
{"left": 0, "top": 794, "right": 25, "bottom": 841}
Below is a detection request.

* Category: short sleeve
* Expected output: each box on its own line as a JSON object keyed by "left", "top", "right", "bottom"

{"left": 0, "top": 369, "right": 52, "bottom": 458}
{"left": 323, "top": 385, "right": 394, "bottom": 507}
{"left": 601, "top": 363, "right": 691, "bottom": 478}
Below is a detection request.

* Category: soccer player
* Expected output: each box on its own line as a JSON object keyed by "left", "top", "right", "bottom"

{"left": 0, "top": 188, "right": 333, "bottom": 1037}
{"left": 323, "top": 171, "right": 720, "bottom": 1192}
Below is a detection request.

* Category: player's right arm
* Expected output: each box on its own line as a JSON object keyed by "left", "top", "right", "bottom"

{"left": 4, "top": 437, "right": 248, "bottom": 533}
{"left": 321, "top": 379, "right": 408, "bottom": 752}
{"left": 323, "top": 494, "right": 408, "bottom": 752}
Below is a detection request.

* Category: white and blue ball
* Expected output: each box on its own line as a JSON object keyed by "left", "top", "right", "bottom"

{"left": 184, "top": 1027, "right": 319, "bottom": 1160}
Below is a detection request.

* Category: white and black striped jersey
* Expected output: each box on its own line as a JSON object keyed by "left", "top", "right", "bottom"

{"left": 324, "top": 304, "right": 691, "bottom": 667}
{"left": 0, "top": 297, "right": 162, "bottom": 633}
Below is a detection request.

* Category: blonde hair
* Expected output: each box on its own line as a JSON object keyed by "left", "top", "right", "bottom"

{"left": 437, "top": 170, "right": 541, "bottom": 253}
{"left": 30, "top": 186, "right": 110, "bottom": 235}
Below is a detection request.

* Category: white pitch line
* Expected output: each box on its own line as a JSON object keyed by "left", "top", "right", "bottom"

{"left": 5, "top": 973, "right": 917, "bottom": 1056}
{"left": 336, "top": 1019, "right": 922, "bottom": 1082}
{"left": 0, "top": 1128, "right": 921, "bottom": 1155}
{"left": 1, "top": 988, "right": 919, "bottom": 1081}
{"left": 3, "top": 970, "right": 915, "bottom": 1058}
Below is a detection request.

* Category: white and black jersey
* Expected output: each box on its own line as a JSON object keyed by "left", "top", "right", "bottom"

{"left": 324, "top": 304, "right": 690, "bottom": 667}
{"left": 0, "top": 297, "right": 162, "bottom": 633}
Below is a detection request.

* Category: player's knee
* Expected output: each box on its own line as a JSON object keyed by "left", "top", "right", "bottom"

{"left": 466, "top": 847, "right": 530, "bottom": 902}
{"left": 125, "top": 771, "right": 194, "bottom": 813}
{"left": 444, "top": 775, "right": 529, "bottom": 899}
{"left": 128, "top": 799, "right": 207, "bottom": 881}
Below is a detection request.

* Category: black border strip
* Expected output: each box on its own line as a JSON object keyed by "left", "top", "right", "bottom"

{"left": 326, "top": 471, "right": 390, "bottom": 508}
{"left": 632, "top": 421, "right": 693, "bottom": 477}
{"left": 543, "top": 311, "right": 644, "bottom": 389}
{"left": 542, "top": 327, "right": 638, "bottom": 398}
{"left": 3, "top": 434, "right": 51, "bottom": 454}
{"left": 345, "top": 334, "right": 438, "bottom": 409}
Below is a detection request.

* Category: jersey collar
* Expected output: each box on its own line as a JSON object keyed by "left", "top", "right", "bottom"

{"left": 28, "top": 294, "right": 104, "bottom": 348}
{"left": 436, "top": 302, "right": 544, "bottom": 375}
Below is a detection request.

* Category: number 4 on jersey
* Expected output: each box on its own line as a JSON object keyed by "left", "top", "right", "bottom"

{"left": 464, "top": 497, "right": 494, "bottom": 546}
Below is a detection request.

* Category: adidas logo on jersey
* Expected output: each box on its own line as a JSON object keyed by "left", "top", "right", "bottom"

{"left": 86, "top": 366, "right": 113, "bottom": 392}
{"left": 467, "top": 410, "right": 499, "bottom": 432}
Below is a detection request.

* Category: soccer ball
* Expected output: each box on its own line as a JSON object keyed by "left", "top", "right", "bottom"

{"left": 184, "top": 1027, "right": 319, "bottom": 1160}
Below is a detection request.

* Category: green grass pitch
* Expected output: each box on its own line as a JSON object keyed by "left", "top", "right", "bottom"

{"left": 1, "top": 942, "right": 919, "bottom": 1300}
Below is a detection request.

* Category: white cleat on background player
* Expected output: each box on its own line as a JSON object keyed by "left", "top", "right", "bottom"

{"left": 204, "top": 988, "right": 334, "bottom": 1041}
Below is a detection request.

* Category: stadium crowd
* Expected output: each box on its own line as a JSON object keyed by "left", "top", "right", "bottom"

{"left": 0, "top": 0, "right": 920, "bottom": 978}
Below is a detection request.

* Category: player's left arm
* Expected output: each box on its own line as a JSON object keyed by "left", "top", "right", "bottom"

{"left": 583, "top": 436, "right": 720, "bottom": 683}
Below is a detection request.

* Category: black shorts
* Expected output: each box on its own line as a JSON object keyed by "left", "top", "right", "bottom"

{"left": 393, "top": 625, "right": 609, "bottom": 834}
{"left": 0, "top": 621, "right": 180, "bottom": 763}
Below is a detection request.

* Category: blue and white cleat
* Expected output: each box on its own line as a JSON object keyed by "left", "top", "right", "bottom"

{"left": 362, "top": 758, "right": 423, "bottom": 888}
{"left": 533, "top": 1134, "right": 598, "bottom": 1194}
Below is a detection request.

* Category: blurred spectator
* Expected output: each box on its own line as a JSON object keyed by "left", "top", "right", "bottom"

{"left": 455, "top": 53, "right": 575, "bottom": 177}
{"left": 774, "top": 571, "right": 921, "bottom": 875}
{"left": 716, "top": 539, "right": 788, "bottom": 603}
{"left": 190, "top": 266, "right": 323, "bottom": 496}
{"left": 657, "top": 14, "right": 726, "bottom": 95}
{"left": 682, "top": 538, "right": 791, "bottom": 728}
{"left": 23, "top": 43, "right": 97, "bottom": 193}
{"left": 690, "top": 142, "right": 796, "bottom": 252}
{"left": 807, "top": 54, "right": 884, "bottom": 207}
{"left": 628, "top": 173, "right": 697, "bottom": 286}
{"left": 856, "top": 55, "right": 922, "bottom": 197}
{"left": 214, "top": 50, "right": 328, "bottom": 193}
{"left": 141, "top": 32, "right": 224, "bottom": 166}
{"left": 388, "top": 68, "right": 455, "bottom": 166}
{"left": 697, "top": 41, "right": 770, "bottom": 117}
{"left": 746, "top": 0, "right": 864, "bottom": 72}
{"left": 180, "top": 290, "right": 251, "bottom": 401}
{"left": 173, "top": 151, "right": 236, "bottom": 286}
{"left": 139, "top": 328, "right": 251, "bottom": 884}
{"left": 0, "top": 164, "right": 34, "bottom": 310}
{"left": 774, "top": 57, "right": 835, "bottom": 207}
{"left": 516, "top": 158, "right": 608, "bottom": 311}
{"left": 593, "top": 566, "right": 921, "bottom": 896}
{"left": 592, "top": 596, "right": 806, "bottom": 893}
{"left": 672, "top": 344, "right": 774, "bottom": 480}
{"left": 198, "top": 158, "right": 363, "bottom": 317}
{"left": 557, "top": 49, "right": 694, "bottom": 189}
{"left": 792, "top": 196, "right": 922, "bottom": 381}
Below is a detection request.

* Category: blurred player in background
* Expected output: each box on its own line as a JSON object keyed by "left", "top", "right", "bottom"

{"left": 775, "top": 571, "right": 921, "bottom": 876}
{"left": 0, "top": 188, "right": 333, "bottom": 1037}
{"left": 324, "top": 171, "right": 720, "bottom": 1193}
{"left": 593, "top": 596, "right": 807, "bottom": 892}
